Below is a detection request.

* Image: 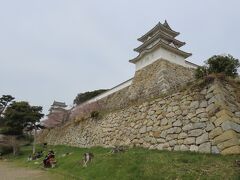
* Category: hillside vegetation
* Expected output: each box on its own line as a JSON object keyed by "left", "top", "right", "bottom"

{"left": 3, "top": 145, "right": 240, "bottom": 180}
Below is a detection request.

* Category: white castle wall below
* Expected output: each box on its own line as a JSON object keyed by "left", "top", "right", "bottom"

{"left": 135, "top": 47, "right": 194, "bottom": 71}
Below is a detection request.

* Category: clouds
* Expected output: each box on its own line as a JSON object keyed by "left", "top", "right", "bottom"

{"left": 0, "top": 0, "right": 239, "bottom": 114}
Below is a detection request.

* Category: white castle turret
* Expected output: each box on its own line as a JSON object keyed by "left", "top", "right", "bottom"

{"left": 129, "top": 20, "right": 196, "bottom": 71}
{"left": 62, "top": 21, "right": 198, "bottom": 117}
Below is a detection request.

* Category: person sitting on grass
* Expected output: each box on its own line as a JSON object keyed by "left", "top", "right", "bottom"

{"left": 28, "top": 151, "right": 44, "bottom": 161}
{"left": 43, "top": 150, "right": 57, "bottom": 168}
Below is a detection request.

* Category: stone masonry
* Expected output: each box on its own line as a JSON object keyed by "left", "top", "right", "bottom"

{"left": 69, "top": 59, "right": 195, "bottom": 120}
{"left": 128, "top": 58, "right": 195, "bottom": 100}
{"left": 38, "top": 78, "right": 240, "bottom": 155}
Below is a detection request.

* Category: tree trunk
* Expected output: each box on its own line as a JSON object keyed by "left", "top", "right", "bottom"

{"left": 10, "top": 136, "right": 19, "bottom": 156}
{"left": 32, "top": 125, "right": 36, "bottom": 154}
{"left": 13, "top": 145, "right": 17, "bottom": 156}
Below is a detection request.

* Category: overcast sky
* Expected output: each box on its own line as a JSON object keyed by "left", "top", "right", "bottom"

{"left": 0, "top": 0, "right": 240, "bottom": 114}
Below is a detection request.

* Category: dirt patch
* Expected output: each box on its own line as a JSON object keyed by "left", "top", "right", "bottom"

{"left": 0, "top": 161, "right": 64, "bottom": 180}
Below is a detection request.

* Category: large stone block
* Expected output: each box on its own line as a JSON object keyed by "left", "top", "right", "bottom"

{"left": 213, "top": 130, "right": 238, "bottom": 145}
{"left": 182, "top": 109, "right": 189, "bottom": 116}
{"left": 156, "top": 144, "right": 164, "bottom": 150}
{"left": 190, "top": 145, "right": 198, "bottom": 152}
{"left": 221, "top": 121, "right": 240, "bottom": 133}
{"left": 190, "top": 117, "right": 199, "bottom": 123}
{"left": 196, "top": 108, "right": 206, "bottom": 115}
{"left": 187, "top": 113, "right": 196, "bottom": 119}
{"left": 205, "top": 92, "right": 214, "bottom": 100}
{"left": 214, "top": 114, "right": 232, "bottom": 127}
{"left": 161, "top": 124, "right": 172, "bottom": 131}
{"left": 206, "top": 103, "right": 218, "bottom": 114}
{"left": 177, "top": 139, "right": 184, "bottom": 145}
{"left": 190, "top": 101, "right": 199, "bottom": 109}
{"left": 209, "top": 127, "right": 223, "bottom": 139}
{"left": 184, "top": 137, "right": 195, "bottom": 145}
{"left": 235, "top": 112, "right": 240, "bottom": 117}
{"left": 146, "top": 126, "right": 153, "bottom": 132}
{"left": 207, "top": 84, "right": 217, "bottom": 94}
{"left": 221, "top": 145, "right": 240, "bottom": 155}
{"left": 214, "top": 94, "right": 226, "bottom": 107}
{"left": 193, "top": 122, "right": 206, "bottom": 129}
{"left": 217, "top": 138, "right": 240, "bottom": 151}
{"left": 173, "top": 120, "right": 182, "bottom": 127}
{"left": 174, "top": 145, "right": 181, "bottom": 151}
{"left": 158, "top": 100, "right": 166, "bottom": 105}
{"left": 200, "top": 88, "right": 207, "bottom": 95}
{"left": 169, "top": 140, "right": 177, "bottom": 146}
{"left": 167, "top": 107, "right": 173, "bottom": 112}
{"left": 139, "top": 126, "right": 147, "bottom": 134}
{"left": 180, "top": 145, "right": 189, "bottom": 151}
{"left": 178, "top": 132, "right": 188, "bottom": 139}
{"left": 208, "top": 96, "right": 216, "bottom": 105}
{"left": 199, "top": 142, "right": 211, "bottom": 153}
{"left": 166, "top": 112, "right": 175, "bottom": 118}
{"left": 182, "top": 123, "right": 193, "bottom": 131}
{"left": 155, "top": 109, "right": 162, "bottom": 115}
{"left": 188, "top": 129, "right": 203, "bottom": 137}
{"left": 216, "top": 109, "right": 234, "bottom": 118}
{"left": 206, "top": 122, "right": 215, "bottom": 132}
{"left": 160, "top": 118, "right": 168, "bottom": 126}
{"left": 152, "top": 131, "right": 161, "bottom": 138}
{"left": 199, "top": 100, "right": 208, "bottom": 108}
{"left": 196, "top": 133, "right": 209, "bottom": 145}
{"left": 211, "top": 146, "right": 220, "bottom": 154}
{"left": 162, "top": 142, "right": 170, "bottom": 148}
{"left": 175, "top": 110, "right": 182, "bottom": 115}
{"left": 166, "top": 134, "right": 178, "bottom": 141}
{"left": 213, "top": 85, "right": 222, "bottom": 95}
{"left": 232, "top": 117, "right": 240, "bottom": 124}
{"left": 160, "top": 131, "right": 167, "bottom": 138}
{"left": 156, "top": 138, "right": 165, "bottom": 143}
{"left": 172, "top": 106, "right": 179, "bottom": 112}
{"left": 197, "top": 113, "right": 208, "bottom": 118}
{"left": 167, "top": 127, "right": 181, "bottom": 134}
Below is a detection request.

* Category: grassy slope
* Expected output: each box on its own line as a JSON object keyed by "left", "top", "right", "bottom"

{"left": 3, "top": 145, "right": 240, "bottom": 180}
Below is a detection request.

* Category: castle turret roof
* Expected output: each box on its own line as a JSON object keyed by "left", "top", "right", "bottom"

{"left": 130, "top": 20, "right": 192, "bottom": 65}
{"left": 134, "top": 31, "right": 186, "bottom": 53}
{"left": 137, "top": 21, "right": 180, "bottom": 43}
{"left": 51, "top": 101, "right": 67, "bottom": 108}
{"left": 130, "top": 39, "right": 192, "bottom": 64}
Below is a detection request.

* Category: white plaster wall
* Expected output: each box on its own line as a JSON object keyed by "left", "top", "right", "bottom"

{"left": 185, "top": 61, "right": 199, "bottom": 68}
{"left": 135, "top": 47, "right": 194, "bottom": 71}
{"left": 85, "top": 79, "right": 133, "bottom": 104}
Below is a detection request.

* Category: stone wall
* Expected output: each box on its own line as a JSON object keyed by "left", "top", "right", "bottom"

{"left": 128, "top": 58, "right": 195, "bottom": 100}
{"left": 38, "top": 79, "right": 240, "bottom": 154}
{"left": 69, "top": 59, "right": 195, "bottom": 120}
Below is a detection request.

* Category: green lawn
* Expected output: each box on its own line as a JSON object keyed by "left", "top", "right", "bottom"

{"left": 3, "top": 145, "right": 240, "bottom": 180}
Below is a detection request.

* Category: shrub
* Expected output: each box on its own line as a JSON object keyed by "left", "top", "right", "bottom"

{"left": 207, "top": 55, "right": 240, "bottom": 77}
{"left": 195, "top": 66, "right": 208, "bottom": 79}
{"left": 73, "top": 89, "right": 108, "bottom": 105}
{"left": 195, "top": 54, "right": 240, "bottom": 79}
{"left": 90, "top": 111, "right": 100, "bottom": 119}
{"left": 0, "top": 146, "right": 12, "bottom": 155}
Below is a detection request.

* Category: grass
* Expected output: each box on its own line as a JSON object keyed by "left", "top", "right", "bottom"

{"left": 2, "top": 145, "right": 240, "bottom": 180}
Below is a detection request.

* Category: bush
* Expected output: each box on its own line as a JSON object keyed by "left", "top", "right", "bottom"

{"left": 195, "top": 66, "right": 208, "bottom": 79}
{"left": 195, "top": 54, "right": 240, "bottom": 79}
{"left": 73, "top": 89, "right": 108, "bottom": 105}
{"left": 0, "top": 146, "right": 12, "bottom": 155}
{"left": 90, "top": 111, "right": 100, "bottom": 119}
{"left": 207, "top": 55, "right": 240, "bottom": 76}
